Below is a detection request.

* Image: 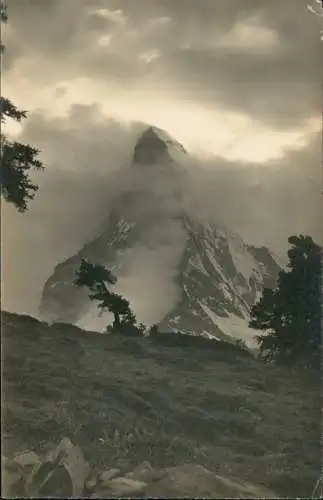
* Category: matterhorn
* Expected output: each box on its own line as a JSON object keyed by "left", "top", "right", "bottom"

{"left": 40, "top": 125, "right": 280, "bottom": 347}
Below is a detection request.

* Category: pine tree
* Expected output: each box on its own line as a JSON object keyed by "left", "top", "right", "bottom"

{"left": 105, "top": 292, "right": 131, "bottom": 330}
{"left": 249, "top": 235, "right": 322, "bottom": 368}
{"left": 0, "top": 4, "right": 45, "bottom": 212}
{"left": 148, "top": 324, "right": 159, "bottom": 336}
{"left": 74, "top": 259, "right": 141, "bottom": 335}
{"left": 74, "top": 259, "right": 117, "bottom": 292}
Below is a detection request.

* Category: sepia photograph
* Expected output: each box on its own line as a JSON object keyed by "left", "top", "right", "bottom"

{"left": 1, "top": 0, "right": 322, "bottom": 497}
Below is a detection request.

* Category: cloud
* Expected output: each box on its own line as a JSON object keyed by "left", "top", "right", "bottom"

{"left": 2, "top": 0, "right": 321, "bottom": 321}
{"left": 1, "top": 108, "right": 141, "bottom": 315}
{"left": 114, "top": 219, "right": 187, "bottom": 325}
{"left": 3, "top": 72, "right": 320, "bottom": 163}
{"left": 2, "top": 105, "right": 321, "bottom": 318}
{"left": 217, "top": 17, "right": 279, "bottom": 52}
{"left": 5, "top": 0, "right": 320, "bottom": 129}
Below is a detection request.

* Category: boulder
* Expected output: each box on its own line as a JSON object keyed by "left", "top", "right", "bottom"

{"left": 2, "top": 458, "right": 25, "bottom": 498}
{"left": 312, "top": 476, "right": 323, "bottom": 499}
{"left": 84, "top": 468, "right": 100, "bottom": 494}
{"left": 25, "top": 437, "right": 89, "bottom": 497}
{"left": 13, "top": 450, "right": 40, "bottom": 470}
{"left": 92, "top": 477, "right": 148, "bottom": 498}
{"left": 98, "top": 468, "right": 121, "bottom": 486}
{"left": 126, "top": 461, "right": 167, "bottom": 483}
{"left": 144, "top": 463, "right": 278, "bottom": 498}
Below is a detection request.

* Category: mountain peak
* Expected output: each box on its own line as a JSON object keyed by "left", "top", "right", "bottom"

{"left": 133, "top": 125, "right": 187, "bottom": 165}
{"left": 140, "top": 126, "right": 164, "bottom": 140}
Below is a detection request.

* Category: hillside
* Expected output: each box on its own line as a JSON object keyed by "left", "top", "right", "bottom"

{"left": 2, "top": 311, "right": 320, "bottom": 498}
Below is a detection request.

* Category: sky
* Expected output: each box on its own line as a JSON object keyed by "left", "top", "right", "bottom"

{"left": 1, "top": 0, "right": 322, "bottom": 318}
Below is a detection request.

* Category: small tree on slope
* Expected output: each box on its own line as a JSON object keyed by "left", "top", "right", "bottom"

{"left": 74, "top": 259, "right": 140, "bottom": 334}
{"left": 249, "top": 235, "right": 322, "bottom": 369}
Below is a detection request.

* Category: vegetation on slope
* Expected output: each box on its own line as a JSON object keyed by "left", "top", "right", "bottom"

{"left": 74, "top": 234, "right": 322, "bottom": 372}
{"left": 2, "top": 311, "right": 320, "bottom": 498}
{"left": 250, "top": 235, "right": 321, "bottom": 369}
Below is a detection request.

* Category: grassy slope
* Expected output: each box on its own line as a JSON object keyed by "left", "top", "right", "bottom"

{"left": 2, "top": 311, "right": 320, "bottom": 498}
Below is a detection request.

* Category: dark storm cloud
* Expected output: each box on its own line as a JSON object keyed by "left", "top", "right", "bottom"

{"left": 6, "top": 0, "right": 320, "bottom": 127}
{"left": 6, "top": 0, "right": 153, "bottom": 81}
{"left": 134, "top": 0, "right": 320, "bottom": 127}
{"left": 147, "top": 46, "right": 319, "bottom": 128}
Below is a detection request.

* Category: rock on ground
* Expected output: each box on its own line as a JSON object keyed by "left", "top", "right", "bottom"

{"left": 92, "top": 477, "right": 148, "bottom": 498}
{"left": 144, "top": 463, "right": 278, "bottom": 498}
{"left": 3, "top": 442, "right": 280, "bottom": 498}
{"left": 25, "top": 437, "right": 89, "bottom": 497}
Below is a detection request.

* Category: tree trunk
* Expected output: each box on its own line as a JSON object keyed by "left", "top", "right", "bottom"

{"left": 113, "top": 312, "right": 120, "bottom": 330}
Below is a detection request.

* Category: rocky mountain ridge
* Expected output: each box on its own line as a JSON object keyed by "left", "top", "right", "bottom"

{"left": 40, "top": 125, "right": 281, "bottom": 346}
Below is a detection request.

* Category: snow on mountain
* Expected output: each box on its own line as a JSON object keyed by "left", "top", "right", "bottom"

{"left": 159, "top": 214, "right": 280, "bottom": 346}
{"left": 39, "top": 125, "right": 281, "bottom": 347}
{"left": 215, "top": 313, "right": 260, "bottom": 348}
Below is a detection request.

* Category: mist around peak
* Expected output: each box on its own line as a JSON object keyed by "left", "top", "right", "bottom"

{"left": 3, "top": 111, "right": 320, "bottom": 318}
